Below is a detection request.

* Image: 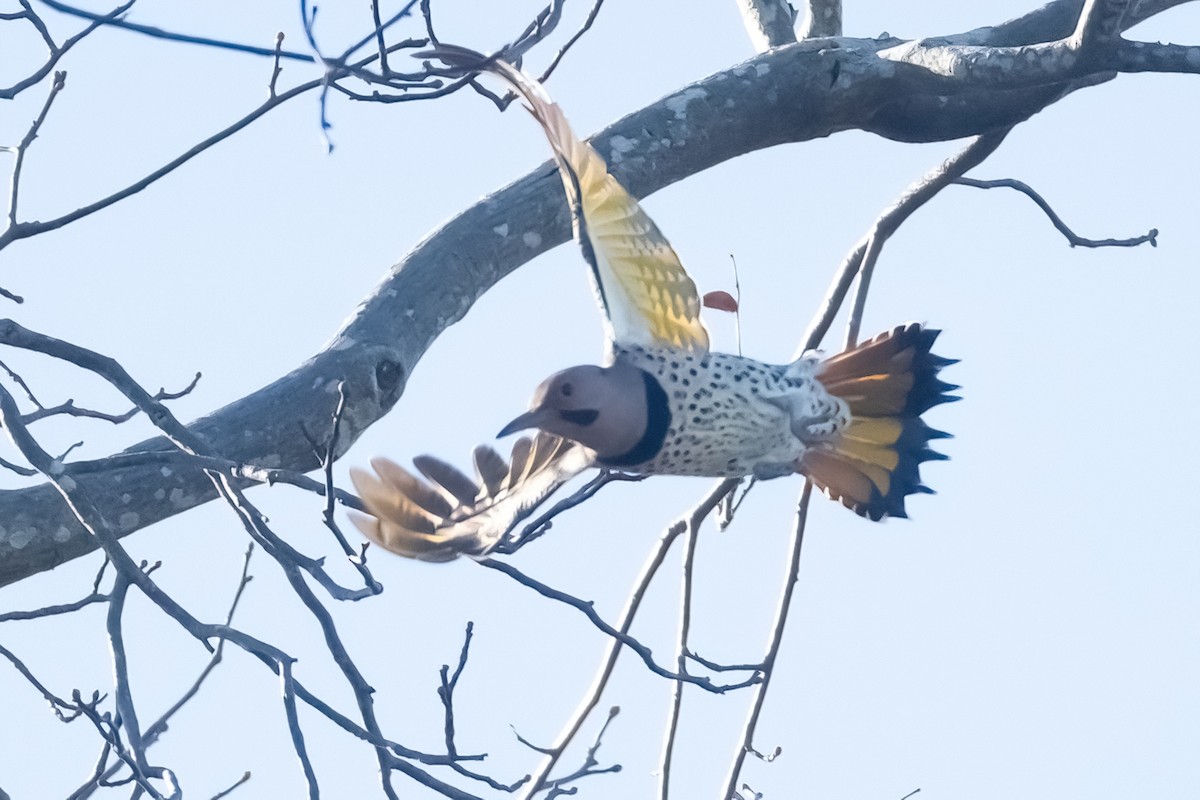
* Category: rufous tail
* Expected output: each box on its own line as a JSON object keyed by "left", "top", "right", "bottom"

{"left": 803, "top": 323, "right": 958, "bottom": 521}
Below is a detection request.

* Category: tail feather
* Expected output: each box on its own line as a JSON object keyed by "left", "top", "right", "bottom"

{"left": 804, "top": 323, "right": 957, "bottom": 521}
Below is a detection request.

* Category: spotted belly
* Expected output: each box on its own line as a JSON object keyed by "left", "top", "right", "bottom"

{"left": 613, "top": 346, "right": 836, "bottom": 478}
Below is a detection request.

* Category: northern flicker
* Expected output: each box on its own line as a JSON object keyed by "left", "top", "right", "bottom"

{"left": 349, "top": 47, "right": 957, "bottom": 561}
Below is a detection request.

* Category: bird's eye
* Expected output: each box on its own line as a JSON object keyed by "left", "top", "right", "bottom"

{"left": 560, "top": 383, "right": 573, "bottom": 397}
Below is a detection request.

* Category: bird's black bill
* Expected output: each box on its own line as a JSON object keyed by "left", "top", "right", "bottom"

{"left": 497, "top": 409, "right": 543, "bottom": 438}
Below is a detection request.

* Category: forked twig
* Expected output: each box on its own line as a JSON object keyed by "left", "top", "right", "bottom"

{"left": 481, "top": 558, "right": 758, "bottom": 692}
{"left": 70, "top": 546, "right": 257, "bottom": 799}
{"left": 518, "top": 480, "right": 736, "bottom": 798}
{"left": 802, "top": 128, "right": 1012, "bottom": 355}
{"left": 5, "top": 70, "right": 67, "bottom": 230}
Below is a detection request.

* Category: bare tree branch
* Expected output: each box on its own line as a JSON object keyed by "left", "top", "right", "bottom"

{"left": 4, "top": 70, "right": 66, "bottom": 231}
{"left": 797, "top": 0, "right": 841, "bottom": 39}
{"left": 803, "top": 129, "right": 1012, "bottom": 355}
{"left": 2, "top": 0, "right": 575, "bottom": 251}
{"left": 955, "top": 177, "right": 1159, "bottom": 247}
{"left": 536, "top": 0, "right": 607, "bottom": 83}
{"left": 0, "top": 78, "right": 320, "bottom": 251}
{"left": 542, "top": 706, "right": 621, "bottom": 797}
{"left": 210, "top": 772, "right": 252, "bottom": 800}
{"left": 69, "top": 545, "right": 256, "bottom": 799}
{"left": 1113, "top": 39, "right": 1200, "bottom": 73}
{"left": 518, "top": 482, "right": 735, "bottom": 797}
{"left": 37, "top": 0, "right": 316, "bottom": 62}
{"left": 658, "top": 501, "right": 703, "bottom": 799}
{"left": 1071, "top": 0, "right": 1133, "bottom": 51}
{"left": 0, "top": 0, "right": 136, "bottom": 100}
{"left": 721, "top": 482, "right": 813, "bottom": 797}
{"left": 479, "top": 558, "right": 759, "bottom": 692}
{"left": 494, "top": 470, "right": 646, "bottom": 554}
{"left": 734, "top": 0, "right": 798, "bottom": 51}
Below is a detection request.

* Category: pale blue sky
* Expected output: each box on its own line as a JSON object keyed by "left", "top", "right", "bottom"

{"left": 2, "top": 1, "right": 1198, "bottom": 798}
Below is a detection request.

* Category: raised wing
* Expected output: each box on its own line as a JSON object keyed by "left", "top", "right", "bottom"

{"left": 428, "top": 45, "right": 709, "bottom": 354}
{"left": 349, "top": 433, "right": 594, "bottom": 561}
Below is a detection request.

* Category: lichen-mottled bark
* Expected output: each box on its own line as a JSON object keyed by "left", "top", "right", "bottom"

{"left": 798, "top": 0, "right": 841, "bottom": 39}
{"left": 735, "top": 0, "right": 799, "bottom": 51}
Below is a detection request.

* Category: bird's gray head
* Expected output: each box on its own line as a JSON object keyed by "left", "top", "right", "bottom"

{"left": 498, "top": 363, "right": 647, "bottom": 459}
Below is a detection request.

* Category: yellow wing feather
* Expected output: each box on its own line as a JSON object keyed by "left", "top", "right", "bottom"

{"left": 430, "top": 46, "right": 709, "bottom": 353}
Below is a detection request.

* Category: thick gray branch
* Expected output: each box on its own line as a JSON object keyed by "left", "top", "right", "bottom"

{"left": 734, "top": 0, "right": 798, "bottom": 51}
{"left": 797, "top": 0, "right": 841, "bottom": 39}
{"left": 2, "top": 10, "right": 1197, "bottom": 587}
{"left": 1071, "top": 0, "right": 1133, "bottom": 50}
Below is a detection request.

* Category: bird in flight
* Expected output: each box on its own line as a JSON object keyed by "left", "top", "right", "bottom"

{"left": 350, "top": 47, "right": 957, "bottom": 561}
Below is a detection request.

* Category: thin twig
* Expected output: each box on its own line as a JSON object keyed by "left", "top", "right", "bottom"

{"left": 507, "top": 0, "right": 567, "bottom": 63}
{"left": 67, "top": 545, "right": 259, "bottom": 800}
{"left": 731, "top": 254, "right": 744, "bottom": 356}
{"left": 686, "top": 650, "right": 763, "bottom": 673}
{"left": 21, "top": 372, "right": 201, "bottom": 425}
{"left": 1, "top": 0, "right": 136, "bottom": 101}
{"left": 279, "top": 659, "right": 320, "bottom": 799}
{"left": 334, "top": 0, "right": 421, "bottom": 63}
{"left": 268, "top": 32, "right": 285, "bottom": 98}
{"left": 480, "top": 558, "right": 759, "bottom": 692}
{"left": 210, "top": 772, "right": 251, "bottom": 800}
{"left": 721, "top": 483, "right": 812, "bottom": 797}
{"left": 5, "top": 70, "right": 67, "bottom": 229}
{"left": 0, "top": 591, "right": 107, "bottom": 622}
{"left": 519, "top": 480, "right": 737, "bottom": 798}
{"left": 434, "top": 623, "right": 532, "bottom": 793}
{"left": 0, "top": 23, "right": 438, "bottom": 251}
{"left": 954, "top": 177, "right": 1158, "bottom": 248}
{"left": 843, "top": 230, "right": 886, "bottom": 350}
{"left": 0, "top": 454, "right": 35, "bottom": 475}
{"left": 370, "top": 0, "right": 390, "bottom": 74}
{"left": 209, "top": 480, "right": 397, "bottom": 798}
{"left": 800, "top": 128, "right": 1013, "bottom": 356}
{"left": 316, "top": 381, "right": 381, "bottom": 592}
{"left": 0, "top": 362, "right": 427, "bottom": 798}
{"left": 0, "top": 77, "right": 320, "bottom": 251}
{"left": 536, "top": 0, "right": 607, "bottom": 82}
{"left": 439, "top": 622, "right": 474, "bottom": 758}
{"left": 495, "top": 470, "right": 646, "bottom": 554}
{"left": 543, "top": 706, "right": 621, "bottom": 797}
{"left": 72, "top": 739, "right": 115, "bottom": 800}
{"left": 105, "top": 572, "right": 150, "bottom": 773}
{"left": 1, "top": 378, "right": 470, "bottom": 796}
{"left": 658, "top": 504, "right": 703, "bottom": 799}
{"left": 0, "top": 641, "right": 82, "bottom": 717}
{"left": 37, "top": 0, "right": 315, "bottom": 62}
{"left": 0, "top": 320, "right": 373, "bottom": 600}
{"left": 0, "top": 357, "right": 45, "bottom": 408}
{"left": 71, "top": 690, "right": 167, "bottom": 800}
